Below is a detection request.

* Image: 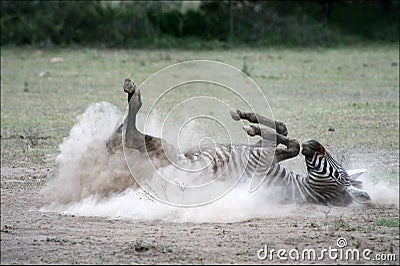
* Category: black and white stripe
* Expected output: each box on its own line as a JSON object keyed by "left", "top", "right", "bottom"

{"left": 184, "top": 139, "right": 370, "bottom": 206}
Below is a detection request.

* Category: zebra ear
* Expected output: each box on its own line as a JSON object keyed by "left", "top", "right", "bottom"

{"left": 346, "top": 186, "right": 372, "bottom": 204}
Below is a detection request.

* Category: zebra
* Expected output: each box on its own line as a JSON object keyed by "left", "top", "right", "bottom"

{"left": 227, "top": 109, "right": 371, "bottom": 206}
{"left": 106, "top": 78, "right": 371, "bottom": 206}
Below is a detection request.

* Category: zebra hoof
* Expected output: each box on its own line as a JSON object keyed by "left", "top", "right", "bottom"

{"left": 230, "top": 109, "right": 241, "bottom": 121}
{"left": 243, "top": 125, "right": 256, "bottom": 136}
{"left": 123, "top": 78, "right": 137, "bottom": 94}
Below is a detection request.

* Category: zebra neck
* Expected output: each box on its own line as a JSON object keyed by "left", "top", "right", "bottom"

{"left": 266, "top": 163, "right": 323, "bottom": 204}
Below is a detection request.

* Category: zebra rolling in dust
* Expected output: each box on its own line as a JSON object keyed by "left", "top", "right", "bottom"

{"left": 106, "top": 78, "right": 371, "bottom": 206}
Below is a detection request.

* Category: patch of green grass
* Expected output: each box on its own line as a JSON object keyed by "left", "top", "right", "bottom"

{"left": 376, "top": 218, "right": 400, "bottom": 228}
{"left": 1, "top": 46, "right": 398, "bottom": 174}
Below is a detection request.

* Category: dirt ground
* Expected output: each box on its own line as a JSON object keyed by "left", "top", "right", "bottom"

{"left": 1, "top": 165, "right": 399, "bottom": 265}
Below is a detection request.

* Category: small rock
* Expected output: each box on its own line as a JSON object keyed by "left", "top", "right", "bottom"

{"left": 39, "top": 71, "right": 49, "bottom": 78}
{"left": 51, "top": 57, "right": 64, "bottom": 63}
{"left": 328, "top": 127, "right": 335, "bottom": 132}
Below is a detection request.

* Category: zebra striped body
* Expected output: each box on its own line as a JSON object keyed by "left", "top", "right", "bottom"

{"left": 181, "top": 143, "right": 275, "bottom": 178}
{"left": 178, "top": 140, "right": 369, "bottom": 206}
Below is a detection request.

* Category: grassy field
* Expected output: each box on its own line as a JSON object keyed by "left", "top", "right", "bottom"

{"left": 1, "top": 45, "right": 399, "bottom": 175}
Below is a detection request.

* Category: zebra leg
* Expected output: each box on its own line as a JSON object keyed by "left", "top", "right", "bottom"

{"left": 230, "top": 109, "right": 288, "bottom": 136}
{"left": 107, "top": 78, "right": 177, "bottom": 164}
{"left": 274, "top": 136, "right": 301, "bottom": 163}
{"left": 123, "top": 79, "right": 177, "bottom": 165}
{"left": 124, "top": 80, "right": 146, "bottom": 152}
{"left": 106, "top": 79, "right": 137, "bottom": 154}
{"left": 243, "top": 125, "right": 300, "bottom": 163}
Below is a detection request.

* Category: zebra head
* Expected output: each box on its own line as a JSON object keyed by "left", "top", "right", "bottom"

{"left": 301, "top": 139, "right": 371, "bottom": 205}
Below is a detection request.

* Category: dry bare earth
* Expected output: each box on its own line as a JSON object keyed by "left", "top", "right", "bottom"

{"left": 1, "top": 178, "right": 399, "bottom": 264}
{"left": 1, "top": 47, "right": 399, "bottom": 264}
